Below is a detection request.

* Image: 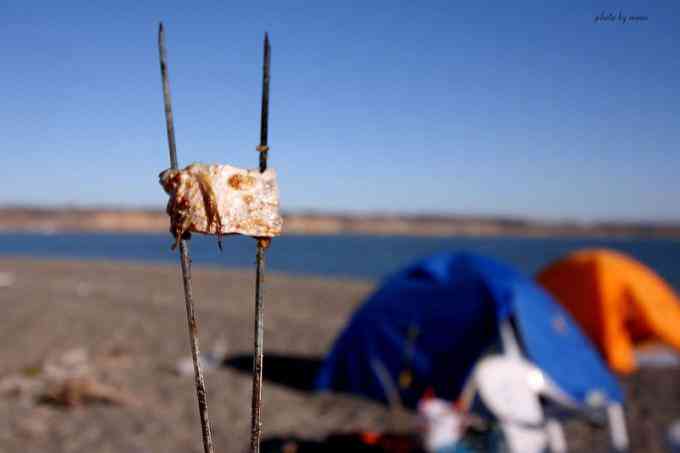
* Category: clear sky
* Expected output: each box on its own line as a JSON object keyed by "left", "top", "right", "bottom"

{"left": 1, "top": 1, "right": 678, "bottom": 221}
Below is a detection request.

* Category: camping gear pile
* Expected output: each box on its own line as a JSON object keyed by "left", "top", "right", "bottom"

{"left": 313, "top": 250, "right": 680, "bottom": 453}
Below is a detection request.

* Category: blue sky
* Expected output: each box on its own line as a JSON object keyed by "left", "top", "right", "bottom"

{"left": 1, "top": 1, "right": 678, "bottom": 221}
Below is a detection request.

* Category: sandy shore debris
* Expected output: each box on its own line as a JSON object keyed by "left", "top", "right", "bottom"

{"left": 0, "top": 257, "right": 677, "bottom": 452}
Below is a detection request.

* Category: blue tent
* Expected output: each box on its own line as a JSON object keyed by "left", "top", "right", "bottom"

{"left": 315, "top": 252, "right": 622, "bottom": 409}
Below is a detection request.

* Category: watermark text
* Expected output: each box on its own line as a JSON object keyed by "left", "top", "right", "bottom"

{"left": 594, "top": 11, "right": 648, "bottom": 23}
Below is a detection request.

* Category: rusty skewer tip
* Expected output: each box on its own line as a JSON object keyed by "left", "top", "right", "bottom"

{"left": 258, "top": 33, "right": 271, "bottom": 173}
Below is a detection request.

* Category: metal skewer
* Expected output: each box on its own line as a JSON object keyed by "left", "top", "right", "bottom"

{"left": 250, "top": 31, "right": 271, "bottom": 453}
{"left": 158, "top": 22, "right": 215, "bottom": 453}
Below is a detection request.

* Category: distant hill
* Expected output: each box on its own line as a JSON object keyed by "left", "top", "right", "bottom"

{"left": 1, "top": 206, "right": 679, "bottom": 238}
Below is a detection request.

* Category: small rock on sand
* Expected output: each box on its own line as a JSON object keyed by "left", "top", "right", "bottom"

{"left": 0, "top": 272, "right": 15, "bottom": 288}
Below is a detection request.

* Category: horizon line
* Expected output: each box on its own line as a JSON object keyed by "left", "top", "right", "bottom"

{"left": 1, "top": 203, "right": 679, "bottom": 226}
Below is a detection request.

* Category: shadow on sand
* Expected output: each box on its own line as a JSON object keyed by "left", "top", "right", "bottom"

{"left": 224, "top": 353, "right": 423, "bottom": 452}
{"left": 260, "top": 433, "right": 421, "bottom": 453}
{"left": 222, "top": 352, "right": 324, "bottom": 393}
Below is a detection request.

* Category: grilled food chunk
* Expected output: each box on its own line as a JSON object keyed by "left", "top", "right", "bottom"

{"left": 160, "top": 163, "right": 282, "bottom": 248}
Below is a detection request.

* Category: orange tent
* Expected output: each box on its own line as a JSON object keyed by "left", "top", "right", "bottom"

{"left": 536, "top": 249, "right": 680, "bottom": 374}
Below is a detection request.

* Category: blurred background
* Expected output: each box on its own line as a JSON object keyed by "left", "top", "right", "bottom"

{"left": 1, "top": 1, "right": 678, "bottom": 452}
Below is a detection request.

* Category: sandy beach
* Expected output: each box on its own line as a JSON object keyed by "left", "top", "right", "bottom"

{"left": 0, "top": 257, "right": 678, "bottom": 452}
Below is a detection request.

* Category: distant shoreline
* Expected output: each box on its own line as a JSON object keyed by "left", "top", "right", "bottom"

{"left": 1, "top": 206, "right": 679, "bottom": 239}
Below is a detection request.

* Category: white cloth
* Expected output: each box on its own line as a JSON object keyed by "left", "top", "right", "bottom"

{"left": 417, "top": 398, "right": 464, "bottom": 452}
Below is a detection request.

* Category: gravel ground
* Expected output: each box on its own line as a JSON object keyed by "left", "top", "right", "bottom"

{"left": 0, "top": 257, "right": 678, "bottom": 453}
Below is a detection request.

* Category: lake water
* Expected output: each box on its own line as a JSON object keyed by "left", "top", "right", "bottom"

{"left": 0, "top": 233, "right": 678, "bottom": 289}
